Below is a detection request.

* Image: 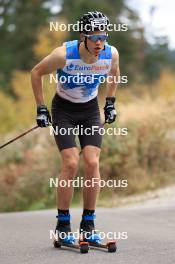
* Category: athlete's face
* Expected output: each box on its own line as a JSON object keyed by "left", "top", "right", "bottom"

{"left": 85, "top": 31, "right": 108, "bottom": 56}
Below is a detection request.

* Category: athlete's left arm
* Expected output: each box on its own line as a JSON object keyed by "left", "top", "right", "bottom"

{"left": 106, "top": 46, "right": 120, "bottom": 97}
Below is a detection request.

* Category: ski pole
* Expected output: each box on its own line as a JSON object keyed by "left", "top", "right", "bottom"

{"left": 0, "top": 125, "right": 39, "bottom": 150}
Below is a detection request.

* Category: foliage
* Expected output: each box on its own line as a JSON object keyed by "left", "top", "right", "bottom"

{"left": 0, "top": 0, "right": 58, "bottom": 93}
{"left": 0, "top": 72, "right": 175, "bottom": 211}
{"left": 33, "top": 25, "right": 68, "bottom": 59}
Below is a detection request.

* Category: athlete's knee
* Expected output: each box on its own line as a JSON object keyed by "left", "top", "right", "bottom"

{"left": 84, "top": 157, "right": 99, "bottom": 172}
{"left": 68, "top": 159, "right": 79, "bottom": 172}
{"left": 62, "top": 157, "right": 79, "bottom": 175}
{"left": 61, "top": 148, "right": 79, "bottom": 174}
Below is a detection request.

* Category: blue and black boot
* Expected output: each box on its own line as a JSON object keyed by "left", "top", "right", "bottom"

{"left": 55, "top": 210, "right": 75, "bottom": 245}
{"left": 79, "top": 210, "right": 101, "bottom": 244}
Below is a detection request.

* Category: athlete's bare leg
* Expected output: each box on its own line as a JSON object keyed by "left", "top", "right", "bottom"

{"left": 82, "top": 146, "right": 101, "bottom": 210}
{"left": 57, "top": 147, "right": 79, "bottom": 209}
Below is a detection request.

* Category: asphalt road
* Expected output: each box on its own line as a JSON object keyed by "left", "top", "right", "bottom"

{"left": 0, "top": 203, "right": 175, "bottom": 264}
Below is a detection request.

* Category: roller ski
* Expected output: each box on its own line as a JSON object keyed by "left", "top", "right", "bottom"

{"left": 53, "top": 212, "right": 89, "bottom": 253}
{"left": 79, "top": 211, "right": 117, "bottom": 253}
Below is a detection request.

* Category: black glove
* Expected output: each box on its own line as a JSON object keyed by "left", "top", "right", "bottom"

{"left": 36, "top": 105, "right": 51, "bottom": 127}
{"left": 104, "top": 97, "right": 117, "bottom": 124}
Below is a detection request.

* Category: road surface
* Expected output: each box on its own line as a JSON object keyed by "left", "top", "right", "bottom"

{"left": 0, "top": 202, "right": 174, "bottom": 264}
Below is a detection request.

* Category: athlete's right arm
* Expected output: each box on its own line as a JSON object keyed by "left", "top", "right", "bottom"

{"left": 31, "top": 45, "right": 66, "bottom": 106}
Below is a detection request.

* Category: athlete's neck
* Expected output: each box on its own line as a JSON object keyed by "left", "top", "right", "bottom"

{"left": 79, "top": 42, "right": 98, "bottom": 64}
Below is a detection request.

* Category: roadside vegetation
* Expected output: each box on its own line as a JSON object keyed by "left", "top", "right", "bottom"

{"left": 0, "top": 71, "right": 174, "bottom": 211}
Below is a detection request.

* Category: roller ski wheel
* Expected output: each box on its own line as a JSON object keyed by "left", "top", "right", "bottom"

{"left": 79, "top": 241, "right": 89, "bottom": 254}
{"left": 53, "top": 239, "right": 61, "bottom": 248}
{"left": 107, "top": 241, "right": 117, "bottom": 253}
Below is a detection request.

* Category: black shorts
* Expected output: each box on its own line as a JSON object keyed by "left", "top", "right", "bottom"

{"left": 51, "top": 94, "right": 103, "bottom": 151}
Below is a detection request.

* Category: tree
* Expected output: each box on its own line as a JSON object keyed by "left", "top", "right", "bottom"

{"left": 0, "top": 0, "right": 56, "bottom": 93}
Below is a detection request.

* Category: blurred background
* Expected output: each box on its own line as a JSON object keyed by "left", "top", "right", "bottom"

{"left": 0, "top": 0, "right": 175, "bottom": 212}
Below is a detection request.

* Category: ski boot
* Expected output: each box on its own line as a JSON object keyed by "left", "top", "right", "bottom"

{"left": 53, "top": 212, "right": 89, "bottom": 253}
{"left": 80, "top": 211, "right": 117, "bottom": 252}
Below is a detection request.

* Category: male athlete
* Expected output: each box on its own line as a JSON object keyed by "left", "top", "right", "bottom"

{"left": 31, "top": 11, "right": 120, "bottom": 244}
